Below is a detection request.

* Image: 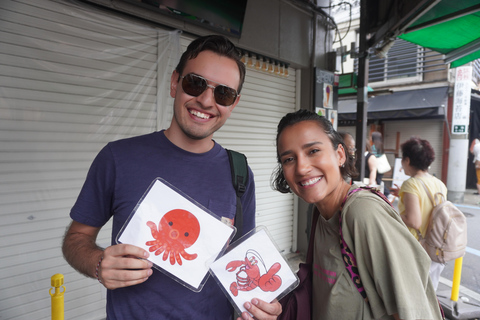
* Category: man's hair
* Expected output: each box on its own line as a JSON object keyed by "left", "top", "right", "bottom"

{"left": 174, "top": 35, "right": 246, "bottom": 93}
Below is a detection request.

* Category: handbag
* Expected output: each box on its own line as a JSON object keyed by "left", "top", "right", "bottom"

{"left": 278, "top": 208, "right": 320, "bottom": 320}
{"left": 475, "top": 160, "right": 480, "bottom": 169}
{"left": 376, "top": 153, "right": 391, "bottom": 174}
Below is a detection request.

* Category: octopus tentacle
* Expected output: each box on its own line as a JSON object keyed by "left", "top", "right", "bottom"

{"left": 180, "top": 250, "right": 198, "bottom": 261}
{"left": 146, "top": 221, "right": 159, "bottom": 238}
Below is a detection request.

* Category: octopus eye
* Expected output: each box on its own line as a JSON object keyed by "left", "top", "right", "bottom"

{"left": 184, "top": 232, "right": 189, "bottom": 237}
{"left": 168, "top": 221, "right": 173, "bottom": 226}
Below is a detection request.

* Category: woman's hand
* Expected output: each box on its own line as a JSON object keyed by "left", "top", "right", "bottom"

{"left": 237, "top": 298, "right": 282, "bottom": 320}
{"left": 390, "top": 184, "right": 400, "bottom": 197}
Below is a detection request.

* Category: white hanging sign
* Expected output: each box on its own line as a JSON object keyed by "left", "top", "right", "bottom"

{"left": 452, "top": 66, "right": 472, "bottom": 134}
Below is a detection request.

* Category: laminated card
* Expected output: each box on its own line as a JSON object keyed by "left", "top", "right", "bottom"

{"left": 209, "top": 227, "right": 299, "bottom": 316}
{"left": 117, "top": 178, "right": 235, "bottom": 292}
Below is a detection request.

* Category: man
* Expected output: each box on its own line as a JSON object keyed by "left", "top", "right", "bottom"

{"left": 62, "top": 35, "right": 281, "bottom": 320}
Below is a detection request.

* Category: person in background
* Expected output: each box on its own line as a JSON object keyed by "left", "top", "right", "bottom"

{"left": 339, "top": 132, "right": 356, "bottom": 162}
{"left": 62, "top": 35, "right": 281, "bottom": 320}
{"left": 339, "top": 131, "right": 356, "bottom": 184}
{"left": 469, "top": 136, "right": 480, "bottom": 196}
{"left": 364, "top": 141, "right": 377, "bottom": 187}
{"left": 390, "top": 137, "right": 448, "bottom": 290}
{"left": 273, "top": 109, "right": 442, "bottom": 320}
{"left": 371, "top": 131, "right": 391, "bottom": 197}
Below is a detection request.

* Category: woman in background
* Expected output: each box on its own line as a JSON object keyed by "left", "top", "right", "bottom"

{"left": 273, "top": 110, "right": 442, "bottom": 320}
{"left": 339, "top": 131, "right": 357, "bottom": 185}
{"left": 390, "top": 137, "right": 448, "bottom": 290}
{"left": 469, "top": 136, "right": 480, "bottom": 196}
{"left": 364, "top": 141, "right": 377, "bottom": 187}
{"left": 371, "top": 131, "right": 390, "bottom": 197}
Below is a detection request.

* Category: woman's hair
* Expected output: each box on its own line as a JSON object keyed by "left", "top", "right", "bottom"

{"left": 272, "top": 109, "right": 358, "bottom": 193}
{"left": 371, "top": 131, "right": 384, "bottom": 154}
{"left": 174, "top": 35, "right": 246, "bottom": 94}
{"left": 401, "top": 137, "right": 435, "bottom": 171}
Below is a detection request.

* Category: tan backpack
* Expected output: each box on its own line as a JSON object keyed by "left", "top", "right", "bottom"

{"left": 417, "top": 179, "right": 467, "bottom": 264}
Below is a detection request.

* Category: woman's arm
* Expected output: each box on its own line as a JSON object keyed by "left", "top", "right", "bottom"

{"left": 470, "top": 139, "right": 476, "bottom": 154}
{"left": 400, "top": 192, "right": 422, "bottom": 230}
{"left": 367, "top": 155, "right": 377, "bottom": 186}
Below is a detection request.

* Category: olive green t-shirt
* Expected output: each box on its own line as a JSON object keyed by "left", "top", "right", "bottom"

{"left": 312, "top": 186, "right": 442, "bottom": 320}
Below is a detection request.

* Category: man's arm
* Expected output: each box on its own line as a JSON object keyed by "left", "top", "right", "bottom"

{"left": 62, "top": 220, "right": 153, "bottom": 290}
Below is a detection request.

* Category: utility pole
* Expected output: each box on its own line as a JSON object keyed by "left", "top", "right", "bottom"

{"left": 355, "top": 0, "right": 369, "bottom": 180}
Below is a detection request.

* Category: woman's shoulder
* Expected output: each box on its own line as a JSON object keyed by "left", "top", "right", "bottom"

{"left": 344, "top": 187, "right": 393, "bottom": 215}
{"left": 399, "top": 177, "right": 418, "bottom": 193}
{"left": 342, "top": 188, "right": 400, "bottom": 226}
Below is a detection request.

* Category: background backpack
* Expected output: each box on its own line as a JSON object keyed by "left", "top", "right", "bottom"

{"left": 418, "top": 179, "right": 467, "bottom": 264}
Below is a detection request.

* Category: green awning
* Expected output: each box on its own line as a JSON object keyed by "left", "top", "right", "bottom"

{"left": 399, "top": 0, "right": 480, "bottom": 67}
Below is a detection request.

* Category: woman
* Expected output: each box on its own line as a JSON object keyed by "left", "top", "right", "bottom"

{"left": 339, "top": 132, "right": 357, "bottom": 185}
{"left": 371, "top": 131, "right": 390, "bottom": 197}
{"left": 391, "top": 137, "right": 448, "bottom": 290}
{"left": 273, "top": 110, "right": 442, "bottom": 320}
{"left": 469, "top": 136, "right": 480, "bottom": 195}
{"left": 364, "top": 142, "right": 377, "bottom": 186}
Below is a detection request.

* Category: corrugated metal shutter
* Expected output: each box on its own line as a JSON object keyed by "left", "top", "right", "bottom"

{"left": 0, "top": 0, "right": 163, "bottom": 319}
{"left": 176, "top": 35, "right": 299, "bottom": 253}
{"left": 0, "top": 2, "right": 297, "bottom": 319}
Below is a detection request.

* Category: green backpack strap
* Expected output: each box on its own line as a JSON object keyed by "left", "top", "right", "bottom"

{"left": 226, "top": 149, "right": 248, "bottom": 242}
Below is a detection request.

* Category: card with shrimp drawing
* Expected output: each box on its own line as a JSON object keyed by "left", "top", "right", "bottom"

{"left": 117, "top": 178, "right": 235, "bottom": 292}
{"left": 209, "top": 227, "right": 299, "bottom": 316}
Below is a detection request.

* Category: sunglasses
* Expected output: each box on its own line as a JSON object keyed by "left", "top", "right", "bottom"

{"left": 180, "top": 73, "right": 239, "bottom": 107}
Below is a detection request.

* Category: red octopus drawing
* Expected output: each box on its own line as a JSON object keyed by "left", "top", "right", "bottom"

{"left": 226, "top": 249, "right": 282, "bottom": 296}
{"left": 145, "top": 209, "right": 200, "bottom": 266}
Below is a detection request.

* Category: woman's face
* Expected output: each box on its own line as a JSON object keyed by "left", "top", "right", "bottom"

{"left": 401, "top": 157, "right": 412, "bottom": 176}
{"left": 277, "top": 120, "right": 346, "bottom": 205}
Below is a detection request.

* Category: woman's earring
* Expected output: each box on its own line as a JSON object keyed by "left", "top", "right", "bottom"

{"left": 341, "top": 163, "right": 345, "bottom": 168}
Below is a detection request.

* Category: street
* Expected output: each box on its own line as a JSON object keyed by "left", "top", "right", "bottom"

{"left": 436, "top": 194, "right": 480, "bottom": 320}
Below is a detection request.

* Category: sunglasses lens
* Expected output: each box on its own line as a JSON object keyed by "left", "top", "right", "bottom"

{"left": 182, "top": 74, "right": 207, "bottom": 97}
{"left": 181, "top": 73, "right": 238, "bottom": 106}
{"left": 214, "top": 85, "right": 237, "bottom": 106}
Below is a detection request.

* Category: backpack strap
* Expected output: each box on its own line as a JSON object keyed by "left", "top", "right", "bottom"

{"left": 416, "top": 178, "right": 447, "bottom": 240}
{"left": 226, "top": 149, "right": 248, "bottom": 242}
{"left": 307, "top": 208, "right": 321, "bottom": 264}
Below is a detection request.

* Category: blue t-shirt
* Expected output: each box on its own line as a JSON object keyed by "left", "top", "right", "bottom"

{"left": 70, "top": 130, "right": 256, "bottom": 319}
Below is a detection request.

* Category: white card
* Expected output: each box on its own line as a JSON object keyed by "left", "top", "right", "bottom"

{"left": 117, "top": 178, "right": 235, "bottom": 292}
{"left": 209, "top": 227, "right": 299, "bottom": 315}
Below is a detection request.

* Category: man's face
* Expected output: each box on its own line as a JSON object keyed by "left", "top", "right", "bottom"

{"left": 169, "top": 50, "right": 241, "bottom": 141}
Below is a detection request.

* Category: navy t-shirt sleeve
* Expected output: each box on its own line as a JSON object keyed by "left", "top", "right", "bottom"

{"left": 70, "top": 143, "right": 115, "bottom": 227}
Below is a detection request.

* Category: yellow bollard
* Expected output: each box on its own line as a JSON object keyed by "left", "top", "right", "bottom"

{"left": 450, "top": 257, "right": 463, "bottom": 302}
{"left": 50, "top": 273, "right": 65, "bottom": 320}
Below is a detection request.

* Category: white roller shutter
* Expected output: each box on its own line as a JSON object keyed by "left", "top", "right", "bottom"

{"left": 0, "top": 2, "right": 298, "bottom": 319}
{"left": 0, "top": 0, "right": 165, "bottom": 319}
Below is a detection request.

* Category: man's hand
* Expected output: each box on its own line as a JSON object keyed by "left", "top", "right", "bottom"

{"left": 62, "top": 220, "right": 153, "bottom": 290}
{"left": 98, "top": 244, "right": 153, "bottom": 290}
{"left": 237, "top": 298, "right": 282, "bottom": 320}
